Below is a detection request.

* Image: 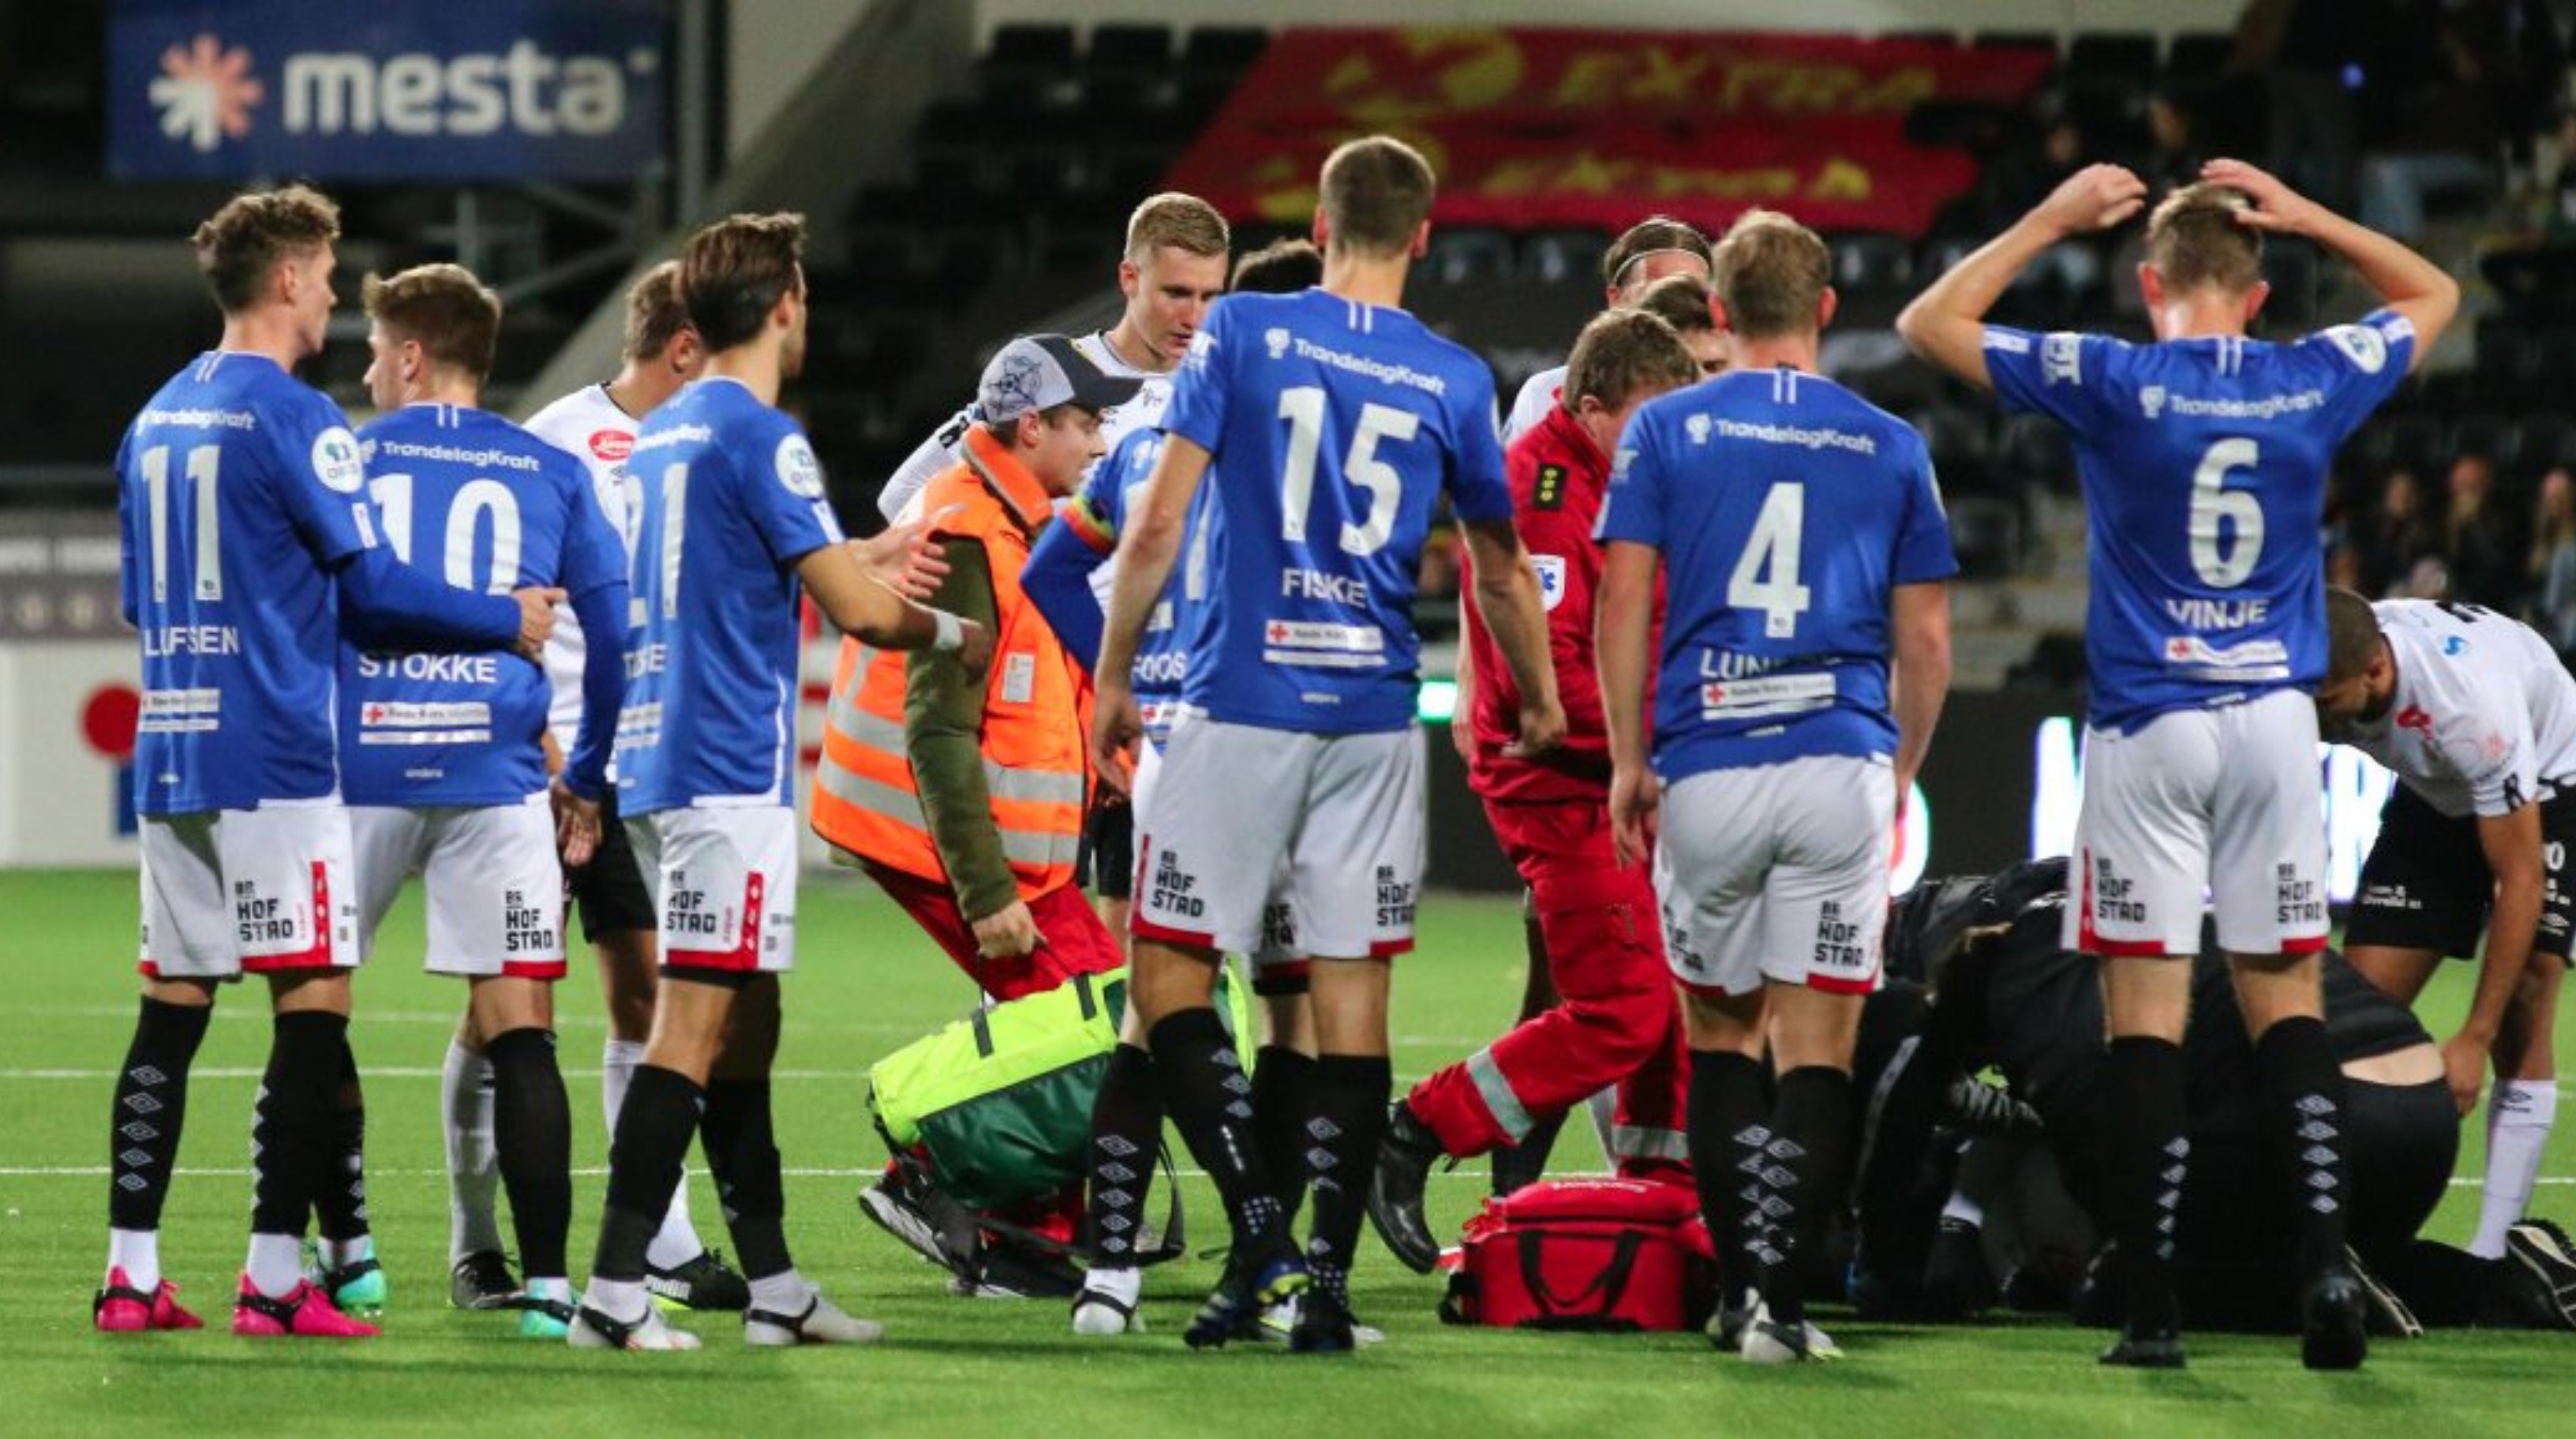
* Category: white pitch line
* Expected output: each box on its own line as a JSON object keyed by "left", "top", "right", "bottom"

{"left": 0, "top": 1067, "right": 892, "bottom": 1081}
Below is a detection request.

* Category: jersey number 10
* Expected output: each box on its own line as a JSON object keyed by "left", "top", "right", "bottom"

{"left": 369, "top": 474, "right": 526, "bottom": 592}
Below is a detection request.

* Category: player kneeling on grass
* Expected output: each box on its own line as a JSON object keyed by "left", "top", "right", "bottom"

{"left": 339, "top": 264, "right": 629, "bottom": 1339}
{"left": 1599, "top": 208, "right": 1955, "bottom": 1364}
{"left": 2315, "top": 589, "right": 2573, "bottom": 1276}
{"left": 571, "top": 212, "right": 990, "bottom": 1352}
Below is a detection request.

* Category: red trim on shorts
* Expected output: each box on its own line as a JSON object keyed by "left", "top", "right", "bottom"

{"left": 2091, "top": 936, "right": 2182, "bottom": 958}
{"left": 1808, "top": 972, "right": 1878, "bottom": 995}
{"left": 1368, "top": 937, "right": 1413, "bottom": 960}
{"left": 244, "top": 861, "right": 339, "bottom": 972}
{"left": 501, "top": 961, "right": 568, "bottom": 980}
{"left": 664, "top": 871, "right": 766, "bottom": 972}
{"left": 2282, "top": 932, "right": 2330, "bottom": 955}
{"left": 137, "top": 961, "right": 159, "bottom": 979}
{"left": 1131, "top": 915, "right": 1219, "bottom": 950}
{"left": 1677, "top": 976, "right": 1754, "bottom": 1000}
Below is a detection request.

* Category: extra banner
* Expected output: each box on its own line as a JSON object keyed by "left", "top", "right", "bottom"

{"left": 109, "top": 0, "right": 669, "bottom": 182}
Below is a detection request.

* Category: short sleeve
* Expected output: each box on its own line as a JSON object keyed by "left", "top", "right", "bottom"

{"left": 739, "top": 422, "right": 845, "bottom": 564}
{"left": 2443, "top": 707, "right": 2539, "bottom": 818}
{"left": 1160, "top": 299, "right": 1233, "bottom": 457}
{"left": 274, "top": 392, "right": 373, "bottom": 566}
{"left": 1983, "top": 326, "right": 2126, "bottom": 430}
{"left": 556, "top": 457, "right": 630, "bottom": 600}
{"left": 1893, "top": 431, "right": 1960, "bottom": 585}
{"left": 1443, "top": 371, "right": 1514, "bottom": 526}
{"left": 2296, "top": 309, "right": 2418, "bottom": 443}
{"left": 1593, "top": 412, "right": 1667, "bottom": 550}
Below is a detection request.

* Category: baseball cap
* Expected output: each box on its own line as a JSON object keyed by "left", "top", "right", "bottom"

{"left": 976, "top": 335, "right": 1144, "bottom": 425}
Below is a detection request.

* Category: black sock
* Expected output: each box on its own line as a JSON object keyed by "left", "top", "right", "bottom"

{"left": 593, "top": 1064, "right": 704, "bottom": 1283}
{"left": 2255, "top": 1016, "right": 2349, "bottom": 1283}
{"left": 1147, "top": 1009, "right": 1285, "bottom": 1250}
{"left": 1751, "top": 1066, "right": 1852, "bottom": 1328}
{"left": 1251, "top": 1044, "right": 1316, "bottom": 1223}
{"left": 1086, "top": 1044, "right": 1163, "bottom": 1268}
{"left": 701, "top": 1078, "right": 790, "bottom": 1282}
{"left": 107, "top": 996, "right": 212, "bottom": 1233}
{"left": 486, "top": 1028, "right": 572, "bottom": 1280}
{"left": 249, "top": 1010, "right": 350, "bottom": 1238}
{"left": 2106, "top": 1035, "right": 2188, "bottom": 1334}
{"left": 1302, "top": 1054, "right": 1392, "bottom": 1305}
{"left": 1686, "top": 1049, "right": 1769, "bottom": 1299}
{"left": 312, "top": 1036, "right": 369, "bottom": 1245}
{"left": 1490, "top": 1111, "right": 1565, "bottom": 1197}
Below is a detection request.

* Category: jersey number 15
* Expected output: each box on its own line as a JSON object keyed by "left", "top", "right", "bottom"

{"left": 1277, "top": 387, "right": 1416, "bottom": 557}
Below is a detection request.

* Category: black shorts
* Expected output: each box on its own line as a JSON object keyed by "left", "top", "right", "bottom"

{"left": 2346, "top": 784, "right": 2576, "bottom": 961}
{"left": 565, "top": 786, "right": 656, "bottom": 942}
{"left": 1084, "top": 798, "right": 1136, "bottom": 901}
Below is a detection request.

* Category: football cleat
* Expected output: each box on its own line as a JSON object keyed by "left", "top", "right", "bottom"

{"left": 2505, "top": 1220, "right": 2576, "bottom": 1331}
{"left": 231, "top": 1276, "right": 379, "bottom": 1338}
{"left": 1255, "top": 1291, "right": 1386, "bottom": 1346}
{"left": 303, "top": 1238, "right": 387, "bottom": 1316}
{"left": 515, "top": 1295, "right": 577, "bottom": 1341}
{"left": 1739, "top": 1301, "right": 1841, "bottom": 1364}
{"left": 1705, "top": 1287, "right": 1759, "bottom": 1351}
{"left": 858, "top": 1177, "right": 954, "bottom": 1269}
{"left": 646, "top": 1248, "right": 750, "bottom": 1312}
{"left": 93, "top": 1268, "right": 201, "bottom": 1332}
{"left": 1365, "top": 1101, "right": 1447, "bottom": 1276}
{"left": 2346, "top": 1245, "right": 2423, "bottom": 1340}
{"left": 1287, "top": 1288, "right": 1358, "bottom": 1355}
{"left": 567, "top": 1301, "right": 700, "bottom": 1351}
{"left": 451, "top": 1250, "right": 519, "bottom": 1311}
{"left": 2299, "top": 1271, "right": 2368, "bottom": 1371}
{"left": 744, "top": 1292, "right": 885, "bottom": 1347}
{"left": 2099, "top": 1325, "right": 2187, "bottom": 1369}
{"left": 1070, "top": 1287, "right": 1146, "bottom": 1336}
{"left": 1184, "top": 1246, "right": 1309, "bottom": 1351}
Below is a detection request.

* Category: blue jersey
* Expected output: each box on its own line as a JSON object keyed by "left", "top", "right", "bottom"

{"left": 118, "top": 352, "right": 376, "bottom": 814}
{"left": 617, "top": 377, "right": 845, "bottom": 812}
{"left": 1984, "top": 312, "right": 2416, "bottom": 731}
{"left": 340, "top": 406, "right": 627, "bottom": 808}
{"left": 1044, "top": 427, "right": 1206, "bottom": 747}
{"left": 1159, "top": 288, "right": 1513, "bottom": 734}
{"left": 1597, "top": 367, "right": 1956, "bottom": 782}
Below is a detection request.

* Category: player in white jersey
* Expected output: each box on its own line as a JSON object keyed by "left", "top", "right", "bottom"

{"left": 1093, "top": 136, "right": 1564, "bottom": 1351}
{"left": 1500, "top": 216, "right": 1713, "bottom": 443}
{"left": 101, "top": 188, "right": 560, "bottom": 1340}
{"left": 1899, "top": 159, "right": 2459, "bottom": 1370}
{"left": 2316, "top": 589, "right": 2574, "bottom": 1270}
{"left": 503, "top": 262, "right": 747, "bottom": 1313}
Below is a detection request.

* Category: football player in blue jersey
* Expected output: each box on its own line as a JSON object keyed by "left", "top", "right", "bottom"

{"left": 339, "top": 263, "right": 631, "bottom": 1339}
{"left": 1599, "top": 208, "right": 1956, "bottom": 1364}
{"left": 1091, "top": 136, "right": 1565, "bottom": 1352}
{"left": 102, "top": 187, "right": 563, "bottom": 1340}
{"left": 570, "top": 212, "right": 990, "bottom": 1353}
{"left": 1897, "top": 157, "right": 2460, "bottom": 1370}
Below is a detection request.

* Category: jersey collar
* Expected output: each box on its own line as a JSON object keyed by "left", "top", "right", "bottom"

{"left": 1536, "top": 399, "right": 1609, "bottom": 478}
{"left": 960, "top": 423, "right": 1054, "bottom": 535}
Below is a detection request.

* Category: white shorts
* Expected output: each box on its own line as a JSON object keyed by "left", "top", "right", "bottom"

{"left": 1133, "top": 736, "right": 1300, "bottom": 967}
{"left": 628, "top": 804, "right": 800, "bottom": 975}
{"left": 351, "top": 797, "right": 567, "bottom": 979}
{"left": 1132, "top": 710, "right": 1422, "bottom": 961}
{"left": 1653, "top": 755, "right": 1893, "bottom": 998}
{"left": 2062, "top": 689, "right": 2330, "bottom": 958}
{"left": 138, "top": 804, "right": 358, "bottom": 981}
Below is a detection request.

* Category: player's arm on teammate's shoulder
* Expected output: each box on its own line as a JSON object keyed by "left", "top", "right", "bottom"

{"left": 1896, "top": 163, "right": 2148, "bottom": 390}
{"left": 1091, "top": 433, "right": 1209, "bottom": 791}
{"left": 335, "top": 545, "right": 560, "bottom": 661}
{"left": 799, "top": 538, "right": 990, "bottom": 673}
{"left": 1596, "top": 538, "right": 1660, "bottom": 866}
{"left": 1458, "top": 516, "right": 1565, "bottom": 759}
{"left": 2198, "top": 158, "right": 2460, "bottom": 369}
{"left": 849, "top": 509, "right": 957, "bottom": 601}
{"left": 1890, "top": 580, "right": 1954, "bottom": 809}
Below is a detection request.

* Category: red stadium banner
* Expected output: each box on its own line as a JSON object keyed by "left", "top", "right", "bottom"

{"left": 1165, "top": 119, "right": 1986, "bottom": 240}
{"left": 1202, "top": 27, "right": 2055, "bottom": 131}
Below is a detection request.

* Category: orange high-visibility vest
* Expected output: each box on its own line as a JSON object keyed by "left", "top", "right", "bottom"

{"left": 812, "top": 425, "right": 1091, "bottom": 900}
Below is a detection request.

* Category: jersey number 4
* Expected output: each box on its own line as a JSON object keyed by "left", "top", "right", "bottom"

{"left": 1730, "top": 482, "right": 1813, "bottom": 639}
{"left": 1277, "top": 387, "right": 1415, "bottom": 556}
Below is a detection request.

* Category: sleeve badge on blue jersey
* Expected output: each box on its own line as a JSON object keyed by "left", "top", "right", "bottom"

{"left": 1533, "top": 463, "right": 1567, "bottom": 510}
{"left": 2042, "top": 332, "right": 2083, "bottom": 387}
{"left": 773, "top": 434, "right": 826, "bottom": 498}
{"left": 311, "top": 426, "right": 366, "bottom": 493}
{"left": 2323, "top": 323, "right": 2389, "bottom": 375}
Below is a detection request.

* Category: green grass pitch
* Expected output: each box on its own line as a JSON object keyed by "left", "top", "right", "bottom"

{"left": 0, "top": 868, "right": 2567, "bottom": 1438}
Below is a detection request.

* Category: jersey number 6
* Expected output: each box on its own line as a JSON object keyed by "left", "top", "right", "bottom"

{"left": 2188, "top": 438, "right": 2263, "bottom": 589}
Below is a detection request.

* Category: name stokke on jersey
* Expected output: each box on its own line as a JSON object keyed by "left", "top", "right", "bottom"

{"left": 1597, "top": 367, "right": 1956, "bottom": 782}
{"left": 618, "top": 377, "right": 845, "bottom": 813}
{"left": 523, "top": 382, "right": 646, "bottom": 754}
{"left": 1061, "top": 425, "right": 1204, "bottom": 747}
{"left": 878, "top": 328, "right": 1171, "bottom": 530}
{"left": 341, "top": 405, "right": 626, "bottom": 807}
{"left": 1162, "top": 288, "right": 1514, "bottom": 734}
{"left": 2342, "top": 599, "right": 2576, "bottom": 818}
{"left": 1984, "top": 312, "right": 2416, "bottom": 731}
{"left": 118, "top": 351, "right": 376, "bottom": 814}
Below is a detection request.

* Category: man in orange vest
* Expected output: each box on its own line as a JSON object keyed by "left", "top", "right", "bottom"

{"left": 814, "top": 334, "right": 1133, "bottom": 997}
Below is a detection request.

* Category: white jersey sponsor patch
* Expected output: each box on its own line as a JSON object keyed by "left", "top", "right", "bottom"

{"left": 1700, "top": 671, "right": 1835, "bottom": 721}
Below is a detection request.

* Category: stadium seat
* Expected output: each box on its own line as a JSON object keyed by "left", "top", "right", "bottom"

{"left": 1946, "top": 493, "right": 2027, "bottom": 579}
{"left": 1420, "top": 227, "right": 1516, "bottom": 288}
{"left": 1519, "top": 228, "right": 1612, "bottom": 287}
{"left": 1997, "top": 412, "right": 2078, "bottom": 492}
{"left": 1086, "top": 24, "right": 1179, "bottom": 112}
{"left": 981, "top": 24, "right": 1084, "bottom": 111}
